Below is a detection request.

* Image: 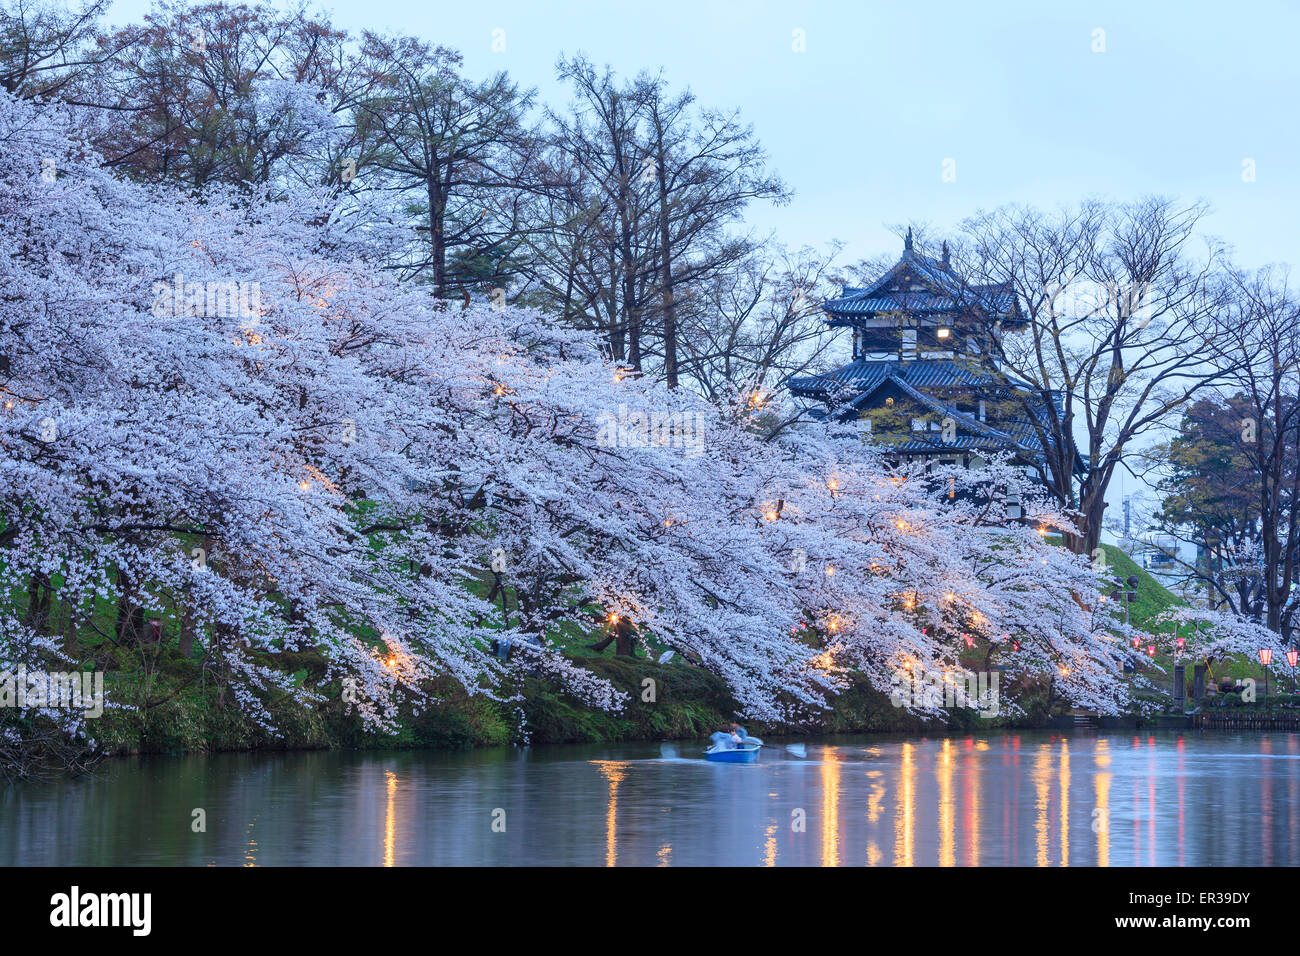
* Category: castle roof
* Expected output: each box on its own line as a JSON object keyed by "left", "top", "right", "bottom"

{"left": 825, "top": 231, "right": 1020, "bottom": 323}
{"left": 790, "top": 358, "right": 1075, "bottom": 466}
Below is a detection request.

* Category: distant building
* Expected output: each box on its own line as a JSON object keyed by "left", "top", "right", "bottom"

{"left": 789, "top": 230, "right": 1078, "bottom": 518}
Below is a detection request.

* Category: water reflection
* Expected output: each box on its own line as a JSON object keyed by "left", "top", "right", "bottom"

{"left": 894, "top": 740, "right": 914, "bottom": 866}
{"left": 821, "top": 748, "right": 840, "bottom": 867}
{"left": 1094, "top": 739, "right": 1111, "bottom": 867}
{"left": 3, "top": 732, "right": 1299, "bottom": 866}
{"left": 384, "top": 770, "right": 397, "bottom": 868}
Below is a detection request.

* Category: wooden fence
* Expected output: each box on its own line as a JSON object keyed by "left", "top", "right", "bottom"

{"left": 1193, "top": 712, "right": 1300, "bottom": 731}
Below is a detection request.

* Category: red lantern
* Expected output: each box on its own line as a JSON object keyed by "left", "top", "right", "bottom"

{"left": 1011, "top": 640, "right": 1021, "bottom": 652}
{"left": 1132, "top": 636, "right": 1141, "bottom": 649}
{"left": 1146, "top": 644, "right": 1156, "bottom": 657}
{"left": 1287, "top": 650, "right": 1299, "bottom": 668}
{"left": 962, "top": 633, "right": 973, "bottom": 648}
{"left": 1259, "top": 648, "right": 1274, "bottom": 666}
{"left": 1176, "top": 635, "right": 1186, "bottom": 651}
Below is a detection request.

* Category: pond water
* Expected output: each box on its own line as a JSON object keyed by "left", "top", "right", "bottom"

{"left": 3, "top": 731, "right": 1297, "bottom": 866}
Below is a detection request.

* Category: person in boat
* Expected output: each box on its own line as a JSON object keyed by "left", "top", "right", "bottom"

{"left": 709, "top": 724, "right": 743, "bottom": 750}
{"left": 730, "top": 722, "right": 749, "bottom": 743}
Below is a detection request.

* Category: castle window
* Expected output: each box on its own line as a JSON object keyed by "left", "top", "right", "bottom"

{"left": 858, "top": 328, "right": 897, "bottom": 353}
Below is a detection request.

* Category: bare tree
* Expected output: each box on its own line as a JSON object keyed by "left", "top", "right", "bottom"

{"left": 81, "top": 2, "right": 345, "bottom": 191}
{"left": 960, "top": 197, "right": 1237, "bottom": 556}
{"left": 638, "top": 73, "right": 788, "bottom": 387}
{"left": 676, "top": 243, "right": 843, "bottom": 402}
{"left": 0, "top": 0, "right": 127, "bottom": 99}
{"left": 542, "top": 54, "right": 657, "bottom": 366}
{"left": 1191, "top": 267, "right": 1300, "bottom": 638}
{"left": 351, "top": 33, "right": 537, "bottom": 295}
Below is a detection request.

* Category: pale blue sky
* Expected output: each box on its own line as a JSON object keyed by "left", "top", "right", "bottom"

{"left": 109, "top": 0, "right": 1300, "bottom": 270}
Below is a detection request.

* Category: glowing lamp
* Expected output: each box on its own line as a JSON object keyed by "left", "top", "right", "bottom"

{"left": 937, "top": 327, "right": 951, "bottom": 340}
{"left": 962, "top": 633, "right": 973, "bottom": 648}
{"left": 1176, "top": 636, "right": 1186, "bottom": 651}
{"left": 1288, "top": 650, "right": 1299, "bottom": 668}
{"left": 1259, "top": 648, "right": 1274, "bottom": 666}
{"left": 1147, "top": 644, "right": 1156, "bottom": 657}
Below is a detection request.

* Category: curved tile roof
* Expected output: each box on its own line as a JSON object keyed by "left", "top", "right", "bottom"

{"left": 789, "top": 358, "right": 1001, "bottom": 397}
{"left": 826, "top": 238, "right": 1019, "bottom": 320}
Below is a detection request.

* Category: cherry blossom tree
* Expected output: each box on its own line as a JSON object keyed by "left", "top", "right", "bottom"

{"left": 0, "top": 85, "right": 1128, "bottom": 770}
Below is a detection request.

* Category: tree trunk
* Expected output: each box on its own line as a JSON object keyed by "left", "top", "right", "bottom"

{"left": 658, "top": 210, "right": 678, "bottom": 386}
{"left": 615, "top": 617, "right": 634, "bottom": 656}
{"left": 26, "top": 573, "right": 51, "bottom": 634}
{"left": 428, "top": 180, "right": 447, "bottom": 296}
{"left": 179, "top": 603, "right": 194, "bottom": 659}
{"left": 115, "top": 567, "right": 143, "bottom": 645}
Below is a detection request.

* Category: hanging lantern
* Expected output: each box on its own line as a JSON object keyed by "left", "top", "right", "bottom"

{"left": 1176, "top": 635, "right": 1186, "bottom": 651}
{"left": 1146, "top": 644, "right": 1156, "bottom": 657}
{"left": 962, "top": 633, "right": 974, "bottom": 648}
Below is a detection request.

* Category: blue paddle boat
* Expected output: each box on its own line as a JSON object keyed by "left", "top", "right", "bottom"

{"left": 704, "top": 735, "right": 763, "bottom": 762}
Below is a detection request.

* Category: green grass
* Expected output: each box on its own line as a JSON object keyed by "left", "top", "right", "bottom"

{"left": 1094, "top": 542, "right": 1185, "bottom": 634}
{"left": 14, "top": 535, "right": 1275, "bottom": 765}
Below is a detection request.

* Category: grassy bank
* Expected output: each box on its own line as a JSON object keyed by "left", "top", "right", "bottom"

{"left": 7, "top": 543, "right": 1248, "bottom": 764}
{"left": 35, "top": 638, "right": 993, "bottom": 759}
